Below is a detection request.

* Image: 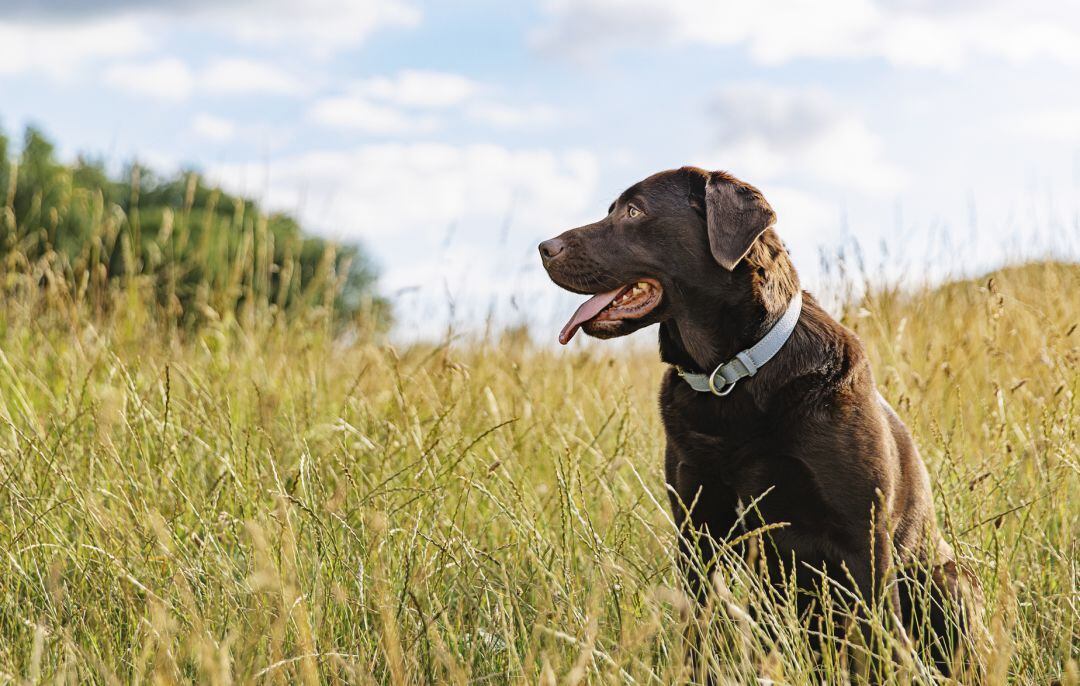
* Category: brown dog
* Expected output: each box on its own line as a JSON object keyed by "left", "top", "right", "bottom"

{"left": 540, "top": 167, "right": 981, "bottom": 675}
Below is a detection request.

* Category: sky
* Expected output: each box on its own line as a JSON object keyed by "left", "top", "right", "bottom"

{"left": 2, "top": 0, "right": 1080, "bottom": 342}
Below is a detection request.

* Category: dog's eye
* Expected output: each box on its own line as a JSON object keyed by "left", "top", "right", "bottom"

{"left": 627, "top": 205, "right": 642, "bottom": 219}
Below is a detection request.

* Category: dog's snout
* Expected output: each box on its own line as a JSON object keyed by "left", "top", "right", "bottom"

{"left": 538, "top": 237, "right": 566, "bottom": 263}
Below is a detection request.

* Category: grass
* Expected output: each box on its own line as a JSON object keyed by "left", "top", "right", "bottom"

{"left": 0, "top": 248, "right": 1077, "bottom": 683}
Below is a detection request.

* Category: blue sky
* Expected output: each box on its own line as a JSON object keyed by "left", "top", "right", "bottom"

{"left": 2, "top": 0, "right": 1079, "bottom": 340}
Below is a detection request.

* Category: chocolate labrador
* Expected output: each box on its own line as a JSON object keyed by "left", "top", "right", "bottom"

{"left": 539, "top": 167, "right": 982, "bottom": 676}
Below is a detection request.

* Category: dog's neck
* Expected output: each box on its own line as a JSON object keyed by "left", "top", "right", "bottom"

{"left": 659, "top": 299, "right": 772, "bottom": 372}
{"left": 659, "top": 231, "right": 801, "bottom": 376}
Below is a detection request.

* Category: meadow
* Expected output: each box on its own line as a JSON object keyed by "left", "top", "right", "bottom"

{"left": 0, "top": 162, "right": 1077, "bottom": 683}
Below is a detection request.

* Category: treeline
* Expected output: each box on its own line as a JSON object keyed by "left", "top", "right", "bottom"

{"left": 0, "top": 125, "right": 387, "bottom": 330}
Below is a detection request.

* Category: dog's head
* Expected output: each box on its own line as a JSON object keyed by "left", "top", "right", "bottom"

{"left": 540, "top": 167, "right": 784, "bottom": 345}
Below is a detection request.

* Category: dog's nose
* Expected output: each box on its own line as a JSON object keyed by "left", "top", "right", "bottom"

{"left": 539, "top": 238, "right": 565, "bottom": 263}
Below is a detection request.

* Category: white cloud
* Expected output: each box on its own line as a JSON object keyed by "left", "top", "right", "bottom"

{"left": 711, "top": 86, "right": 836, "bottom": 148}
{"left": 103, "top": 57, "right": 194, "bottom": 101}
{"left": 1010, "top": 108, "right": 1080, "bottom": 143}
{"left": 211, "top": 0, "right": 421, "bottom": 57}
{"left": 0, "top": 17, "right": 151, "bottom": 78}
{"left": 467, "top": 102, "right": 561, "bottom": 129}
{"left": 1, "top": 0, "right": 225, "bottom": 20}
{"left": 766, "top": 187, "right": 841, "bottom": 234}
{"left": 101, "top": 56, "right": 308, "bottom": 101}
{"left": 354, "top": 70, "right": 481, "bottom": 108}
{"left": 307, "top": 96, "right": 439, "bottom": 134}
{"left": 310, "top": 70, "right": 562, "bottom": 134}
{"left": 207, "top": 143, "right": 599, "bottom": 338}
{"left": 535, "top": 0, "right": 1080, "bottom": 69}
{"left": 191, "top": 113, "right": 236, "bottom": 142}
{"left": 0, "top": 1, "right": 420, "bottom": 82}
{"left": 706, "top": 84, "right": 905, "bottom": 195}
{"left": 209, "top": 143, "right": 598, "bottom": 242}
{"left": 201, "top": 58, "right": 308, "bottom": 96}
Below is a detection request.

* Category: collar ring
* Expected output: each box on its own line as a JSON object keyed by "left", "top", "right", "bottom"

{"left": 707, "top": 367, "right": 738, "bottom": 396}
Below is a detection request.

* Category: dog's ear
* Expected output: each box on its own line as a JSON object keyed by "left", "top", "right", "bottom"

{"left": 704, "top": 171, "right": 776, "bottom": 271}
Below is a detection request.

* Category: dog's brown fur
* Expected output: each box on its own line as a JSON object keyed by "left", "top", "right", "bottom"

{"left": 540, "top": 167, "right": 982, "bottom": 674}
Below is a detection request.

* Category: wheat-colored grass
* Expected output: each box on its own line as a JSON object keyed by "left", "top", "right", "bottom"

{"left": 0, "top": 254, "right": 1077, "bottom": 684}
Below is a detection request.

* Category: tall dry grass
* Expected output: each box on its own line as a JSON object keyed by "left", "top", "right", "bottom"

{"left": 0, "top": 241, "right": 1076, "bottom": 682}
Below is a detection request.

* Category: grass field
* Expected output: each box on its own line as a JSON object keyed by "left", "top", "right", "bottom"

{"left": 0, "top": 252, "right": 1077, "bottom": 683}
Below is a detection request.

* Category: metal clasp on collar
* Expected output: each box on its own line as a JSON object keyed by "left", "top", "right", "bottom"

{"left": 675, "top": 364, "right": 739, "bottom": 396}
{"left": 707, "top": 367, "right": 738, "bottom": 396}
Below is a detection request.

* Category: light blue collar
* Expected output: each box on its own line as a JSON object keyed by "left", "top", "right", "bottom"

{"left": 676, "top": 291, "right": 803, "bottom": 397}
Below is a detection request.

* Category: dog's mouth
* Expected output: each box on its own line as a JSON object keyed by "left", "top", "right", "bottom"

{"left": 558, "top": 278, "right": 663, "bottom": 344}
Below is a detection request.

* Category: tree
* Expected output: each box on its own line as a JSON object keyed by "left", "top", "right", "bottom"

{"left": 0, "top": 123, "right": 389, "bottom": 329}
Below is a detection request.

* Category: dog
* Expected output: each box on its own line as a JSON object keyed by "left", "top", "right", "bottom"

{"left": 540, "top": 167, "right": 982, "bottom": 676}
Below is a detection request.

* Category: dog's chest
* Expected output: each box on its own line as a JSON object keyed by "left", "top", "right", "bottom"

{"left": 671, "top": 425, "right": 804, "bottom": 499}
{"left": 662, "top": 387, "right": 841, "bottom": 538}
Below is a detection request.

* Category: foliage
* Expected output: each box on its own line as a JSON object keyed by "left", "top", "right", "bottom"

{"left": 0, "top": 125, "right": 388, "bottom": 331}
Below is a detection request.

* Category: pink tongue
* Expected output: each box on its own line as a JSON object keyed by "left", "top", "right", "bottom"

{"left": 558, "top": 286, "right": 625, "bottom": 345}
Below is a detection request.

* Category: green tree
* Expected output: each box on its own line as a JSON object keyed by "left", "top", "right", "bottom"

{"left": 0, "top": 123, "right": 388, "bottom": 329}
